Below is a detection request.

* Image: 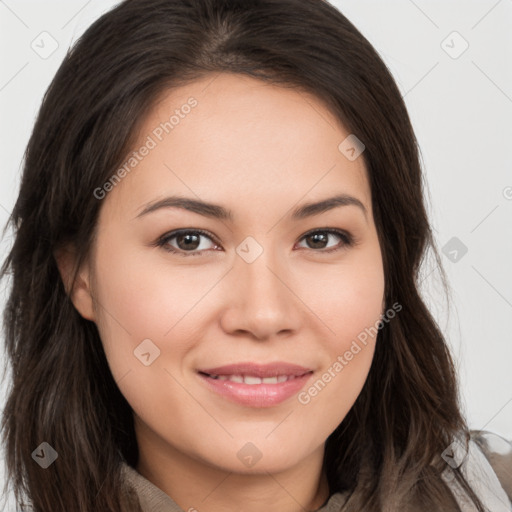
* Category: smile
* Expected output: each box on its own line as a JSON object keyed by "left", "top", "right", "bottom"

{"left": 203, "top": 374, "right": 297, "bottom": 384}
{"left": 197, "top": 363, "right": 314, "bottom": 407}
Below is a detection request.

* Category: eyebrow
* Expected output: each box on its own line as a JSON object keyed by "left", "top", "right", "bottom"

{"left": 135, "top": 194, "right": 368, "bottom": 222}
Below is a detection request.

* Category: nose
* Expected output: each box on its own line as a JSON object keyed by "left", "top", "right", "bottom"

{"left": 219, "top": 247, "right": 304, "bottom": 341}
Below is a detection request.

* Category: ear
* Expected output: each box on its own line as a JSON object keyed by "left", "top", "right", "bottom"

{"left": 54, "top": 244, "right": 96, "bottom": 322}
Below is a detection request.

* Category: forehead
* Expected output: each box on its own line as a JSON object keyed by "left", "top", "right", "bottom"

{"left": 101, "top": 73, "right": 371, "bottom": 222}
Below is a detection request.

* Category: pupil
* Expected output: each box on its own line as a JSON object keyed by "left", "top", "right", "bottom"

{"left": 178, "top": 233, "right": 199, "bottom": 250}
{"left": 309, "top": 233, "right": 327, "bottom": 249}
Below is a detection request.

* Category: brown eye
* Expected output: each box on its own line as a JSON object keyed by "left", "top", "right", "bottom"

{"left": 175, "top": 232, "right": 201, "bottom": 250}
{"left": 157, "top": 229, "right": 219, "bottom": 256}
{"left": 296, "top": 229, "right": 353, "bottom": 252}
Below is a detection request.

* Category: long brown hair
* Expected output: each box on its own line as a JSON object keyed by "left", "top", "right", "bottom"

{"left": 1, "top": 0, "right": 485, "bottom": 510}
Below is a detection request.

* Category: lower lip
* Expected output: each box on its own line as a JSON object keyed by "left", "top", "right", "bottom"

{"left": 198, "top": 372, "right": 313, "bottom": 408}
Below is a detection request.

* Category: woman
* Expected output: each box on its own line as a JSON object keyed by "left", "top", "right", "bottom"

{"left": 1, "top": 0, "right": 510, "bottom": 511}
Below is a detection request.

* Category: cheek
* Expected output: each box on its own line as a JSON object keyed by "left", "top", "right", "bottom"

{"left": 294, "top": 248, "right": 384, "bottom": 412}
{"left": 297, "top": 250, "right": 385, "bottom": 345}
{"left": 297, "top": 341, "right": 375, "bottom": 444}
{"left": 92, "top": 238, "right": 217, "bottom": 341}
{"left": 296, "top": 273, "right": 383, "bottom": 432}
{"left": 89, "top": 250, "right": 193, "bottom": 419}
{"left": 89, "top": 237, "right": 229, "bottom": 404}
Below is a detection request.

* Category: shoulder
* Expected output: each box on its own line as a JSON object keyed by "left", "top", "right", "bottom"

{"left": 441, "top": 431, "right": 512, "bottom": 511}
{"left": 470, "top": 430, "right": 512, "bottom": 503}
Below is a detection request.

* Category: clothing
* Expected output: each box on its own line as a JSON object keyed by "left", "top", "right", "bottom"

{"left": 471, "top": 430, "right": 512, "bottom": 501}
{"left": 442, "top": 433, "right": 511, "bottom": 511}
{"left": 120, "top": 434, "right": 511, "bottom": 512}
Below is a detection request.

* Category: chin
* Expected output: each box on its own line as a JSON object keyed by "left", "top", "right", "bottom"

{"left": 199, "top": 437, "right": 311, "bottom": 475}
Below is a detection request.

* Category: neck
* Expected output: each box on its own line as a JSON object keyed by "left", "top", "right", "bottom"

{"left": 135, "top": 428, "right": 330, "bottom": 512}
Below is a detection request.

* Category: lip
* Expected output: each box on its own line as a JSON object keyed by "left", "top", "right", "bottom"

{"left": 197, "top": 362, "right": 314, "bottom": 408}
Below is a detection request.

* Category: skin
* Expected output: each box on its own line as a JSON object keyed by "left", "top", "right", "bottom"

{"left": 57, "top": 72, "right": 385, "bottom": 512}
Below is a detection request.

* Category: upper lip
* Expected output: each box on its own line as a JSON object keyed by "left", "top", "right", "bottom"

{"left": 198, "top": 362, "right": 313, "bottom": 378}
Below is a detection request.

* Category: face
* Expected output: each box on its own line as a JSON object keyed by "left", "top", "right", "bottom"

{"left": 70, "top": 73, "right": 385, "bottom": 476}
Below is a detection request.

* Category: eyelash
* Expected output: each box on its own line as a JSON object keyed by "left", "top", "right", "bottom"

{"left": 154, "top": 228, "right": 355, "bottom": 257}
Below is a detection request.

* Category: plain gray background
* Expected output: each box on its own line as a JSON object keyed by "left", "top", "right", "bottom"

{"left": 1, "top": 0, "right": 511, "bottom": 508}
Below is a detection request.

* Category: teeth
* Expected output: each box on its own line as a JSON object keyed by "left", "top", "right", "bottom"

{"left": 208, "top": 374, "right": 296, "bottom": 384}
{"left": 244, "top": 375, "right": 262, "bottom": 384}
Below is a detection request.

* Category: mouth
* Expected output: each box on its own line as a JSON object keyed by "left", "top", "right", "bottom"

{"left": 199, "top": 373, "right": 302, "bottom": 384}
{"left": 196, "top": 362, "right": 314, "bottom": 407}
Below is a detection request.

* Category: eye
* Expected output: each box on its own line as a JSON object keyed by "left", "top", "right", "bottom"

{"left": 155, "top": 229, "right": 220, "bottom": 257}
{"left": 154, "top": 227, "right": 354, "bottom": 257}
{"left": 295, "top": 228, "right": 353, "bottom": 253}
